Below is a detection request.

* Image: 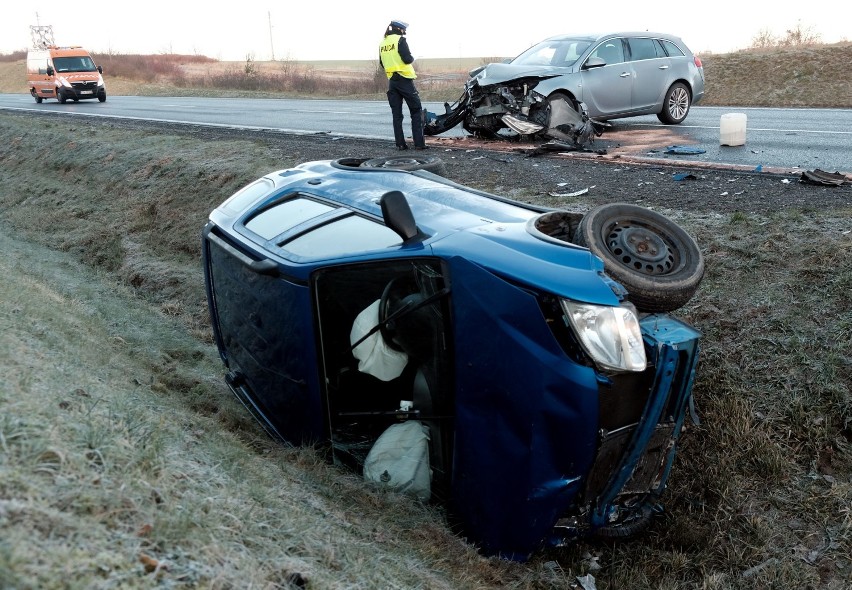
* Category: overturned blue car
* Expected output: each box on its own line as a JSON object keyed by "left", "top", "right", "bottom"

{"left": 201, "top": 156, "right": 704, "bottom": 560}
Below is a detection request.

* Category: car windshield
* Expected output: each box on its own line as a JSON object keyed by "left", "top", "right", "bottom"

{"left": 52, "top": 56, "right": 97, "bottom": 73}
{"left": 511, "top": 37, "right": 593, "bottom": 67}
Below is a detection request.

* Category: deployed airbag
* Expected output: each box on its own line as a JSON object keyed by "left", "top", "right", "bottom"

{"left": 364, "top": 421, "right": 431, "bottom": 501}
{"left": 350, "top": 299, "right": 409, "bottom": 381}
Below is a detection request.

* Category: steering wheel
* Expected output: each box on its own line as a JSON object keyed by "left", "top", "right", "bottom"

{"left": 379, "top": 279, "right": 406, "bottom": 352}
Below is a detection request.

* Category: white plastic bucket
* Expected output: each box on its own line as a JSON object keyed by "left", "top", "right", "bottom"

{"left": 720, "top": 113, "right": 747, "bottom": 146}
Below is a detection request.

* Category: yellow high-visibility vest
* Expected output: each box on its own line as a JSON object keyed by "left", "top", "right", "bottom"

{"left": 379, "top": 34, "right": 416, "bottom": 79}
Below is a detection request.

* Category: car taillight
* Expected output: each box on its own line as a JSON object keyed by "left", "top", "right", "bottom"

{"left": 694, "top": 56, "right": 703, "bottom": 68}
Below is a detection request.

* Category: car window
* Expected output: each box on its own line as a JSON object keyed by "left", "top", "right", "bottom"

{"left": 283, "top": 215, "right": 402, "bottom": 257}
{"left": 627, "top": 37, "right": 663, "bottom": 61}
{"left": 660, "top": 39, "right": 685, "bottom": 57}
{"left": 589, "top": 39, "right": 625, "bottom": 65}
{"left": 245, "top": 196, "right": 334, "bottom": 240}
{"left": 512, "top": 38, "right": 592, "bottom": 67}
{"left": 220, "top": 178, "right": 276, "bottom": 216}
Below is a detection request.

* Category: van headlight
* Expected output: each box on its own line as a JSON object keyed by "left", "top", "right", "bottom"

{"left": 561, "top": 300, "right": 646, "bottom": 372}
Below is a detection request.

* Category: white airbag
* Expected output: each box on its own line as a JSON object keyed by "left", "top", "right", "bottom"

{"left": 350, "top": 299, "right": 408, "bottom": 381}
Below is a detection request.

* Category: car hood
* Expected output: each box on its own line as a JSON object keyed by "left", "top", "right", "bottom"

{"left": 472, "top": 62, "right": 570, "bottom": 86}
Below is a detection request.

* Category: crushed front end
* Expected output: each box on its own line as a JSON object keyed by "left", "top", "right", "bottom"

{"left": 552, "top": 313, "right": 701, "bottom": 545}
{"left": 425, "top": 71, "right": 604, "bottom": 146}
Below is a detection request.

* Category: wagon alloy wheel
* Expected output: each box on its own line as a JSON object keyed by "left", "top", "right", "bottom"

{"left": 360, "top": 155, "right": 447, "bottom": 176}
{"left": 573, "top": 203, "right": 704, "bottom": 312}
{"left": 657, "top": 82, "right": 690, "bottom": 124}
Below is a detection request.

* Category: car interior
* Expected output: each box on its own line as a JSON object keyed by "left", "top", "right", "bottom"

{"left": 314, "top": 259, "right": 455, "bottom": 501}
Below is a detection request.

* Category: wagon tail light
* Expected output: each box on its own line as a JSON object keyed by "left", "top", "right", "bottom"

{"left": 694, "top": 56, "right": 703, "bottom": 68}
{"left": 561, "top": 300, "right": 646, "bottom": 372}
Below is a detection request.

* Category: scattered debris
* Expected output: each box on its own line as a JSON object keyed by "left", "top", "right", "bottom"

{"left": 665, "top": 146, "right": 706, "bottom": 155}
{"left": 576, "top": 574, "right": 597, "bottom": 590}
{"left": 582, "top": 551, "right": 602, "bottom": 572}
{"left": 549, "top": 187, "right": 589, "bottom": 197}
{"left": 742, "top": 558, "right": 779, "bottom": 578}
{"left": 754, "top": 164, "right": 763, "bottom": 172}
{"left": 799, "top": 169, "right": 851, "bottom": 186}
{"left": 525, "top": 139, "right": 607, "bottom": 157}
{"left": 673, "top": 173, "right": 698, "bottom": 181}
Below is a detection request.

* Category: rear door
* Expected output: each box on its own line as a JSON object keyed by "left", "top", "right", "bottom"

{"left": 626, "top": 37, "right": 672, "bottom": 111}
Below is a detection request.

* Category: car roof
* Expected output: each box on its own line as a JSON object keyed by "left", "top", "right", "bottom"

{"left": 209, "top": 160, "right": 620, "bottom": 305}
{"left": 543, "top": 31, "right": 688, "bottom": 47}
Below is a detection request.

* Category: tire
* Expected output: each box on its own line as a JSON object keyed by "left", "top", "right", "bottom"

{"left": 573, "top": 203, "right": 704, "bottom": 313}
{"left": 657, "top": 82, "right": 691, "bottom": 124}
{"left": 360, "top": 155, "right": 447, "bottom": 176}
{"left": 34, "top": 94, "right": 43, "bottom": 104}
{"left": 594, "top": 504, "right": 656, "bottom": 539}
{"left": 57, "top": 89, "right": 67, "bottom": 104}
{"left": 98, "top": 91, "right": 107, "bottom": 103}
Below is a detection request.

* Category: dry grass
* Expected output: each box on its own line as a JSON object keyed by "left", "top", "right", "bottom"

{"left": 0, "top": 108, "right": 849, "bottom": 589}
{"left": 1, "top": 41, "right": 851, "bottom": 588}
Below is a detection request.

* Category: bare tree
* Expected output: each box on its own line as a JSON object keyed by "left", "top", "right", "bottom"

{"left": 781, "top": 20, "right": 822, "bottom": 46}
{"left": 750, "top": 28, "right": 778, "bottom": 49}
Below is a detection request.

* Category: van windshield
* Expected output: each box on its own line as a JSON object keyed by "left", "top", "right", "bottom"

{"left": 52, "top": 56, "right": 97, "bottom": 73}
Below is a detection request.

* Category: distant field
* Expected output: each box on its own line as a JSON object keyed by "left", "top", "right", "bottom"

{"left": 0, "top": 57, "right": 489, "bottom": 96}
{"left": 1, "top": 44, "right": 851, "bottom": 107}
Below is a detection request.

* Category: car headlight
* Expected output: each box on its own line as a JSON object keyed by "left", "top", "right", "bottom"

{"left": 58, "top": 77, "right": 72, "bottom": 88}
{"left": 561, "top": 300, "right": 646, "bottom": 372}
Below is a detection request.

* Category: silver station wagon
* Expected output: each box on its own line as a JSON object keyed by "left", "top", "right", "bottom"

{"left": 426, "top": 31, "right": 705, "bottom": 141}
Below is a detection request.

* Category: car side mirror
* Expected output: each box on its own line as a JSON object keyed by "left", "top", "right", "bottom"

{"left": 380, "top": 190, "right": 427, "bottom": 244}
{"left": 97, "top": 65, "right": 103, "bottom": 74}
{"left": 583, "top": 56, "right": 606, "bottom": 69}
{"left": 46, "top": 66, "right": 54, "bottom": 76}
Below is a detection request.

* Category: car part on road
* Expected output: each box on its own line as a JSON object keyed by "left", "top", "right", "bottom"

{"left": 572, "top": 203, "right": 705, "bottom": 313}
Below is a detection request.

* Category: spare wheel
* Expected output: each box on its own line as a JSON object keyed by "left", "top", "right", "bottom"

{"left": 360, "top": 155, "right": 446, "bottom": 176}
{"left": 573, "top": 203, "right": 704, "bottom": 313}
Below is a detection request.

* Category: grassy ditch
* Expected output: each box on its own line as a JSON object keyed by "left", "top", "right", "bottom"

{"left": 0, "top": 112, "right": 850, "bottom": 589}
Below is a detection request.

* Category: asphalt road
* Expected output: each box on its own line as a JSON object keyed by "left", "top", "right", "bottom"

{"left": 1, "top": 94, "right": 849, "bottom": 174}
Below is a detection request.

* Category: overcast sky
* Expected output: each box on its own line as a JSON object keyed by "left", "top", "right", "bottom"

{"left": 4, "top": 2, "right": 847, "bottom": 62}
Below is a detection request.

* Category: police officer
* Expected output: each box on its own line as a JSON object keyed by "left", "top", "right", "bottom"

{"left": 379, "top": 20, "right": 426, "bottom": 150}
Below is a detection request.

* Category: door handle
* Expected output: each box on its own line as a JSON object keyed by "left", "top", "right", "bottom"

{"left": 620, "top": 72, "right": 631, "bottom": 78}
{"left": 658, "top": 65, "right": 669, "bottom": 70}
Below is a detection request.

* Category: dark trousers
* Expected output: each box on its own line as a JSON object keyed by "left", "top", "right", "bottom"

{"left": 387, "top": 74, "right": 425, "bottom": 148}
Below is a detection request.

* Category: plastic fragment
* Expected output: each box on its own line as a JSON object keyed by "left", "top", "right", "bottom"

{"left": 665, "top": 145, "right": 706, "bottom": 155}
{"left": 672, "top": 173, "right": 697, "bottom": 181}
{"left": 799, "top": 169, "right": 850, "bottom": 186}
